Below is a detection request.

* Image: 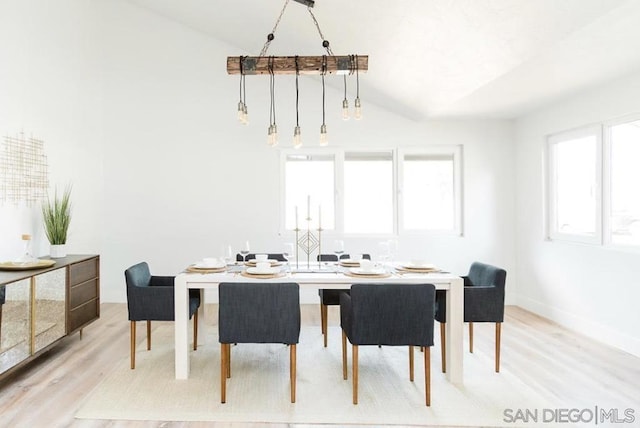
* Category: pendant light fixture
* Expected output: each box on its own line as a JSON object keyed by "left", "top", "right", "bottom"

{"left": 267, "top": 56, "right": 278, "bottom": 146}
{"left": 237, "top": 56, "right": 248, "bottom": 124}
{"left": 293, "top": 56, "right": 302, "bottom": 149}
{"left": 341, "top": 75, "right": 350, "bottom": 121}
{"left": 319, "top": 55, "right": 328, "bottom": 146}
{"left": 354, "top": 54, "right": 362, "bottom": 120}
{"left": 227, "top": 0, "right": 368, "bottom": 146}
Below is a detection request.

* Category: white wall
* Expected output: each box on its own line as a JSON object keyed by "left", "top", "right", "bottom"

{"left": 1, "top": 1, "right": 515, "bottom": 306}
{"left": 0, "top": 0, "right": 104, "bottom": 261}
{"left": 515, "top": 72, "right": 640, "bottom": 357}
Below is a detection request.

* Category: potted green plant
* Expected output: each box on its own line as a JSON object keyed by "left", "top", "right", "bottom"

{"left": 42, "top": 186, "right": 72, "bottom": 258}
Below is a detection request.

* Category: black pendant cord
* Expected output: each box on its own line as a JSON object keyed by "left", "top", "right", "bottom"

{"left": 239, "top": 56, "right": 244, "bottom": 104}
{"left": 272, "top": 58, "right": 276, "bottom": 126}
{"left": 268, "top": 57, "right": 275, "bottom": 126}
{"left": 242, "top": 73, "right": 247, "bottom": 110}
{"left": 268, "top": 57, "right": 272, "bottom": 126}
{"left": 321, "top": 56, "right": 327, "bottom": 126}
{"left": 343, "top": 74, "right": 347, "bottom": 99}
{"left": 355, "top": 54, "right": 360, "bottom": 97}
{"left": 295, "top": 55, "right": 300, "bottom": 127}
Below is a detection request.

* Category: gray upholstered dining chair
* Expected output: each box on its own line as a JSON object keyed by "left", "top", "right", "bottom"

{"left": 435, "top": 261, "right": 506, "bottom": 373}
{"left": 218, "top": 282, "right": 301, "bottom": 403}
{"left": 340, "top": 283, "right": 436, "bottom": 406}
{"left": 317, "top": 253, "right": 370, "bottom": 347}
{"left": 125, "top": 262, "right": 201, "bottom": 369}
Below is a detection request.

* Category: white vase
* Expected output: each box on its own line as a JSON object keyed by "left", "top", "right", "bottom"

{"left": 50, "top": 244, "right": 67, "bottom": 258}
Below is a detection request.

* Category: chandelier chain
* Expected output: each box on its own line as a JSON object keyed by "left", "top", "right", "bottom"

{"left": 259, "top": 0, "right": 291, "bottom": 57}
{"left": 308, "top": 8, "right": 334, "bottom": 56}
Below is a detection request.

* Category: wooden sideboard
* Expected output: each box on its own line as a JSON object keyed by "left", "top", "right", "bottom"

{"left": 0, "top": 255, "right": 100, "bottom": 377}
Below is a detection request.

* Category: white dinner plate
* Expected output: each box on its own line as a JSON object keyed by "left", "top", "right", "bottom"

{"left": 403, "top": 262, "right": 437, "bottom": 270}
{"left": 349, "top": 268, "right": 387, "bottom": 276}
{"left": 247, "top": 259, "right": 280, "bottom": 264}
{"left": 194, "top": 262, "right": 226, "bottom": 269}
{"left": 246, "top": 266, "right": 280, "bottom": 275}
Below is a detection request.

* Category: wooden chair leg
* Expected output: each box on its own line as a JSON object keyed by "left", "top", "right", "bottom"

{"left": 193, "top": 310, "right": 198, "bottom": 351}
{"left": 495, "top": 322, "right": 502, "bottom": 373}
{"left": 440, "top": 322, "right": 446, "bottom": 373}
{"left": 352, "top": 344, "right": 358, "bottom": 405}
{"left": 409, "top": 345, "right": 414, "bottom": 382}
{"left": 321, "top": 304, "right": 328, "bottom": 347}
{"left": 226, "top": 343, "right": 231, "bottom": 378}
{"left": 342, "top": 330, "right": 348, "bottom": 380}
{"left": 425, "top": 346, "right": 431, "bottom": 406}
{"left": 221, "top": 343, "right": 227, "bottom": 403}
{"left": 290, "top": 344, "right": 297, "bottom": 403}
{"left": 469, "top": 322, "right": 474, "bottom": 353}
{"left": 130, "top": 321, "right": 136, "bottom": 369}
{"left": 146, "top": 320, "right": 151, "bottom": 350}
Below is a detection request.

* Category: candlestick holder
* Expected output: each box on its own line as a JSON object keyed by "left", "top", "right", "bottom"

{"left": 294, "top": 216, "right": 323, "bottom": 269}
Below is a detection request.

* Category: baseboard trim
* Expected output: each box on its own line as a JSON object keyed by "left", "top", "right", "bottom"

{"left": 517, "top": 296, "right": 640, "bottom": 357}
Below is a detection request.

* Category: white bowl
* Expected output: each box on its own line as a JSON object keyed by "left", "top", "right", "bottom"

{"left": 196, "top": 258, "right": 224, "bottom": 269}
{"left": 255, "top": 262, "right": 271, "bottom": 272}
{"left": 410, "top": 260, "right": 433, "bottom": 268}
{"left": 359, "top": 259, "right": 374, "bottom": 272}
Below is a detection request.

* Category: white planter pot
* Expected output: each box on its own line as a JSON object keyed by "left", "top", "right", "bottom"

{"left": 50, "top": 244, "right": 67, "bottom": 258}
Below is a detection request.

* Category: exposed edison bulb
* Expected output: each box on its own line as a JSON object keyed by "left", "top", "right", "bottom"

{"left": 342, "top": 98, "right": 350, "bottom": 121}
{"left": 293, "top": 126, "right": 302, "bottom": 149}
{"left": 354, "top": 97, "right": 362, "bottom": 120}
{"left": 267, "top": 125, "right": 275, "bottom": 146}
{"left": 319, "top": 124, "right": 328, "bottom": 146}
{"left": 237, "top": 101, "right": 245, "bottom": 123}
{"left": 271, "top": 124, "right": 278, "bottom": 146}
{"left": 267, "top": 124, "right": 279, "bottom": 147}
{"left": 242, "top": 103, "right": 249, "bottom": 125}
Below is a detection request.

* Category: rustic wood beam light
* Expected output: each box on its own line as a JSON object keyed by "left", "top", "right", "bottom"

{"left": 227, "top": 0, "right": 367, "bottom": 147}
{"left": 227, "top": 55, "right": 368, "bottom": 76}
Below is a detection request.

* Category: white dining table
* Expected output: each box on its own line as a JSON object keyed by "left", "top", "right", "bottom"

{"left": 174, "top": 267, "right": 464, "bottom": 385}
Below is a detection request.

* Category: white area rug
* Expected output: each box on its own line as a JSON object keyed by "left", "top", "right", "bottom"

{"left": 76, "top": 324, "right": 551, "bottom": 426}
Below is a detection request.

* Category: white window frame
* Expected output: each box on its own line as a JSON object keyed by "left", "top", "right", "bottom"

{"left": 280, "top": 148, "right": 339, "bottom": 234}
{"left": 603, "top": 113, "right": 640, "bottom": 250}
{"left": 546, "top": 125, "right": 602, "bottom": 245}
{"left": 280, "top": 146, "right": 463, "bottom": 237}
{"left": 342, "top": 149, "right": 397, "bottom": 237}
{"left": 397, "top": 146, "right": 463, "bottom": 236}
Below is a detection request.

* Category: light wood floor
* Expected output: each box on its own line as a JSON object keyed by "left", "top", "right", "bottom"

{"left": 1, "top": 304, "right": 639, "bottom": 427}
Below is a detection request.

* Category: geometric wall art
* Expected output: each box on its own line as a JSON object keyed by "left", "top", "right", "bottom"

{"left": 0, "top": 131, "right": 49, "bottom": 206}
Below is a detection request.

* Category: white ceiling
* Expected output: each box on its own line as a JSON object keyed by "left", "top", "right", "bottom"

{"left": 124, "top": 0, "right": 640, "bottom": 120}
